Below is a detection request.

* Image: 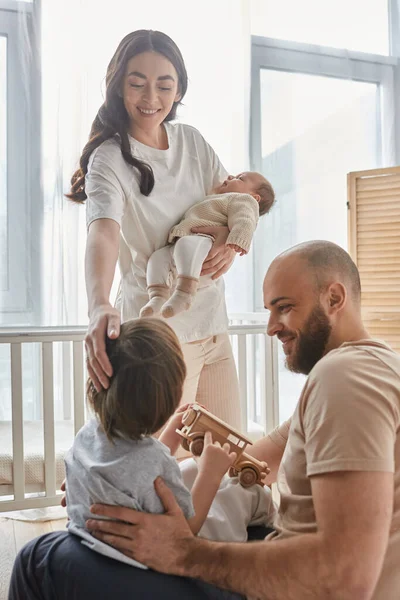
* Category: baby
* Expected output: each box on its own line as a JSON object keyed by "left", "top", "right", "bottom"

{"left": 65, "top": 318, "right": 276, "bottom": 568}
{"left": 140, "top": 172, "right": 275, "bottom": 318}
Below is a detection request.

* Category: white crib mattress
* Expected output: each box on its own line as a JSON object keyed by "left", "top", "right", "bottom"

{"left": 0, "top": 420, "right": 74, "bottom": 487}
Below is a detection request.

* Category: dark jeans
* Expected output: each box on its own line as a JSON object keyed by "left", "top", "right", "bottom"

{"left": 8, "top": 531, "right": 248, "bottom": 600}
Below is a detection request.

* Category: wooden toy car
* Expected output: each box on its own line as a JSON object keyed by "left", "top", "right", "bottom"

{"left": 176, "top": 404, "right": 269, "bottom": 488}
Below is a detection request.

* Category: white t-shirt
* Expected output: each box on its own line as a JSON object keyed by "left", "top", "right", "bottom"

{"left": 85, "top": 122, "right": 229, "bottom": 343}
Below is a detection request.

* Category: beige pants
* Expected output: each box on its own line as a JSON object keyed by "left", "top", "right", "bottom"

{"left": 180, "top": 333, "right": 241, "bottom": 429}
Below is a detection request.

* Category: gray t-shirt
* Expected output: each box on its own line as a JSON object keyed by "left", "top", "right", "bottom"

{"left": 65, "top": 418, "right": 194, "bottom": 566}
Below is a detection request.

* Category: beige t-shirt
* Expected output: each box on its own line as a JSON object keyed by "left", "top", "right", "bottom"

{"left": 85, "top": 123, "right": 229, "bottom": 344}
{"left": 267, "top": 339, "right": 400, "bottom": 600}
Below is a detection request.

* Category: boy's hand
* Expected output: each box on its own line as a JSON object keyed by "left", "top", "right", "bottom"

{"left": 226, "top": 243, "right": 247, "bottom": 256}
{"left": 159, "top": 404, "right": 192, "bottom": 453}
{"left": 198, "top": 431, "right": 237, "bottom": 481}
{"left": 167, "top": 403, "right": 191, "bottom": 431}
{"left": 168, "top": 402, "right": 208, "bottom": 433}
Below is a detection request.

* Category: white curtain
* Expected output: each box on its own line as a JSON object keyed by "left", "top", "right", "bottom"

{"left": 1, "top": 0, "right": 397, "bottom": 423}
{"left": 10, "top": 0, "right": 252, "bottom": 328}
{"left": 8, "top": 0, "right": 398, "bottom": 329}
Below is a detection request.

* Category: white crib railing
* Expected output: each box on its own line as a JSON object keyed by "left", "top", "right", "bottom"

{"left": 0, "top": 320, "right": 279, "bottom": 512}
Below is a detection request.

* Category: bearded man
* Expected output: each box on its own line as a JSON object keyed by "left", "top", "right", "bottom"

{"left": 9, "top": 241, "right": 400, "bottom": 600}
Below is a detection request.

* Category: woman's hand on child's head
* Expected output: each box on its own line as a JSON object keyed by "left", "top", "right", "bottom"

{"left": 226, "top": 243, "right": 247, "bottom": 256}
{"left": 85, "top": 303, "right": 121, "bottom": 391}
{"left": 191, "top": 226, "right": 235, "bottom": 280}
{"left": 198, "top": 431, "right": 237, "bottom": 481}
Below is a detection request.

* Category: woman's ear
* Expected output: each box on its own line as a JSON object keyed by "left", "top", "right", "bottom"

{"left": 175, "top": 92, "right": 182, "bottom": 103}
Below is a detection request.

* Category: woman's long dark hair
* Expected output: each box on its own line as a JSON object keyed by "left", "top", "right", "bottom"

{"left": 66, "top": 30, "right": 188, "bottom": 202}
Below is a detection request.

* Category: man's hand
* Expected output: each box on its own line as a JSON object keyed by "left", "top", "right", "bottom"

{"left": 191, "top": 226, "right": 235, "bottom": 279}
{"left": 86, "top": 477, "right": 201, "bottom": 575}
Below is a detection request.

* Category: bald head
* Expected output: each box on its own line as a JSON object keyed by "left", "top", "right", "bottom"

{"left": 274, "top": 240, "right": 361, "bottom": 303}
{"left": 264, "top": 242, "right": 367, "bottom": 371}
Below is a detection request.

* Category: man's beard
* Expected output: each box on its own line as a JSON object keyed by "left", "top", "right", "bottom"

{"left": 285, "top": 304, "right": 332, "bottom": 375}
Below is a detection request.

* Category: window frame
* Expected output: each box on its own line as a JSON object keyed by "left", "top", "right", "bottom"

{"left": 250, "top": 36, "right": 398, "bottom": 174}
{"left": 250, "top": 24, "right": 400, "bottom": 421}
{"left": 0, "top": 1, "right": 41, "bottom": 324}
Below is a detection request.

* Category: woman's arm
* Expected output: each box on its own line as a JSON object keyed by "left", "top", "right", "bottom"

{"left": 85, "top": 218, "right": 121, "bottom": 390}
{"left": 86, "top": 218, "right": 120, "bottom": 315}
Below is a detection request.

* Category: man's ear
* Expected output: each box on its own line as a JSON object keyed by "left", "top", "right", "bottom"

{"left": 325, "top": 282, "right": 347, "bottom": 314}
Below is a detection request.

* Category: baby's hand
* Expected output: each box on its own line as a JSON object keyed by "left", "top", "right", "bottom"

{"left": 226, "top": 243, "right": 247, "bottom": 256}
{"left": 198, "top": 431, "right": 237, "bottom": 481}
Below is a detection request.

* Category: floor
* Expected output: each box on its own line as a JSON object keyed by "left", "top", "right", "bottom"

{"left": 0, "top": 516, "right": 67, "bottom": 600}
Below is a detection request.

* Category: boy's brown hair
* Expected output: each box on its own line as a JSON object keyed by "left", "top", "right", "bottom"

{"left": 87, "top": 318, "right": 186, "bottom": 441}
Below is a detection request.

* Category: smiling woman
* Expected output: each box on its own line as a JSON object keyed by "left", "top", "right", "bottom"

{"left": 122, "top": 52, "right": 183, "bottom": 147}
{"left": 66, "top": 30, "right": 188, "bottom": 200}
{"left": 5, "top": 27, "right": 247, "bottom": 600}
{"left": 64, "top": 29, "right": 242, "bottom": 429}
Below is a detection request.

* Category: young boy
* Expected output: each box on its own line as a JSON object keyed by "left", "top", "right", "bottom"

{"left": 65, "top": 319, "right": 276, "bottom": 569}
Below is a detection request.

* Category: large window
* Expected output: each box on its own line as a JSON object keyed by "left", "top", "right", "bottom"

{"left": 0, "top": 0, "right": 398, "bottom": 426}
{"left": 0, "top": 3, "right": 40, "bottom": 325}
{"left": 250, "top": 6, "right": 399, "bottom": 421}
{"left": 0, "top": 34, "right": 6, "bottom": 292}
{"left": 251, "top": 0, "right": 389, "bottom": 55}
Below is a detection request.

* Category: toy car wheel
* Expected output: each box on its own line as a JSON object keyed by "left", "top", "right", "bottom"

{"left": 181, "top": 438, "right": 190, "bottom": 451}
{"left": 228, "top": 466, "right": 238, "bottom": 478}
{"left": 239, "top": 467, "right": 258, "bottom": 488}
{"left": 189, "top": 436, "right": 204, "bottom": 456}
